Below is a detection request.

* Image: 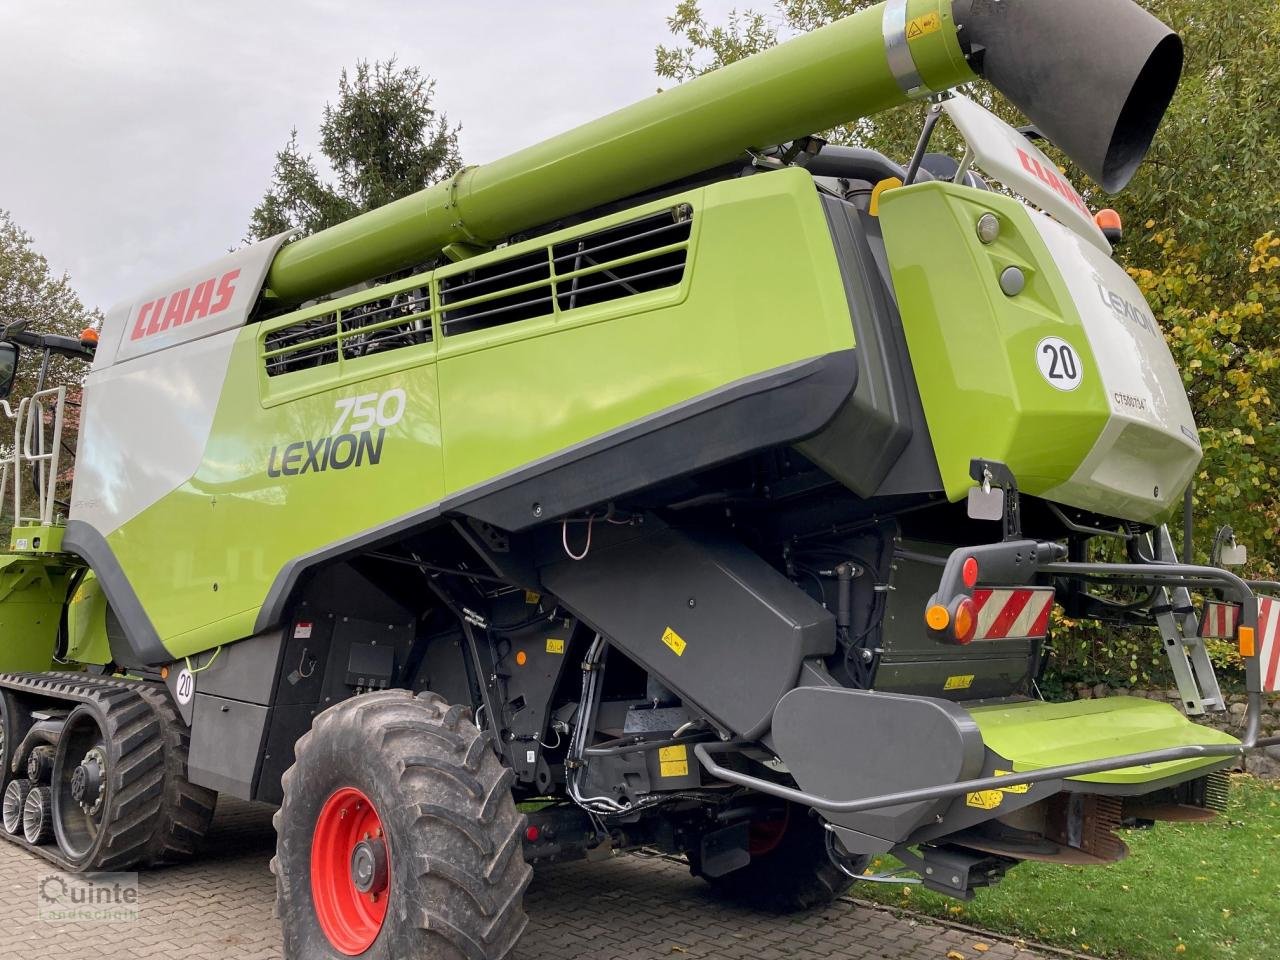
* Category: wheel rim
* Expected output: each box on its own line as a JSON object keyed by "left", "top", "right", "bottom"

{"left": 2, "top": 780, "right": 28, "bottom": 835}
{"left": 23, "top": 787, "right": 50, "bottom": 844}
{"left": 748, "top": 804, "right": 792, "bottom": 857}
{"left": 311, "top": 787, "right": 389, "bottom": 955}
{"left": 52, "top": 710, "right": 109, "bottom": 861}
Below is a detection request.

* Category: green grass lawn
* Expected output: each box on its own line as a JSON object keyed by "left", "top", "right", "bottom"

{"left": 854, "top": 776, "right": 1280, "bottom": 960}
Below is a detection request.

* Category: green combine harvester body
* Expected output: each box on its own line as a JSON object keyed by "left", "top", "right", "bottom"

{"left": 0, "top": 1, "right": 1275, "bottom": 956}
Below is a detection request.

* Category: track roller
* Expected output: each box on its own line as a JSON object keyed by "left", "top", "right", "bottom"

{"left": 3, "top": 778, "right": 32, "bottom": 835}
{"left": 23, "top": 785, "right": 53, "bottom": 845}
{"left": 27, "top": 745, "right": 55, "bottom": 783}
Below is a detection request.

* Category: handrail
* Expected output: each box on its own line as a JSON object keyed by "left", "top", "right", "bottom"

{"left": 10, "top": 386, "right": 67, "bottom": 528}
{"left": 0, "top": 399, "right": 18, "bottom": 524}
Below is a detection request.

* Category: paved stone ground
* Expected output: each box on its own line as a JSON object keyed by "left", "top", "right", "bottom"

{"left": 0, "top": 798, "right": 1049, "bottom": 960}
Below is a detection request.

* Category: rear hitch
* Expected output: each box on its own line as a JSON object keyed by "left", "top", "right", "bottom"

{"left": 892, "top": 844, "right": 1015, "bottom": 900}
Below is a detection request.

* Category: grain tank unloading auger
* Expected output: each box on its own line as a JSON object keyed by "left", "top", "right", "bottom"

{"left": 1, "top": 0, "right": 1277, "bottom": 956}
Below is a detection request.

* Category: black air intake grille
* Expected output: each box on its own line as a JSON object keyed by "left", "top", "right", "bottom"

{"left": 264, "top": 286, "right": 432, "bottom": 377}
{"left": 439, "top": 204, "right": 693, "bottom": 337}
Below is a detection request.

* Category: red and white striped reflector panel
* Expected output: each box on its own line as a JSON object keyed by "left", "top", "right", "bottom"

{"left": 1258, "top": 596, "right": 1280, "bottom": 693}
{"left": 1199, "top": 601, "right": 1240, "bottom": 640}
{"left": 1202, "top": 597, "right": 1280, "bottom": 693}
{"left": 970, "top": 588, "right": 1055, "bottom": 641}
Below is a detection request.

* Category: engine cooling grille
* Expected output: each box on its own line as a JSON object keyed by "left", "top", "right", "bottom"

{"left": 438, "top": 204, "right": 693, "bottom": 336}
{"left": 261, "top": 202, "right": 693, "bottom": 377}
{"left": 264, "top": 286, "right": 432, "bottom": 377}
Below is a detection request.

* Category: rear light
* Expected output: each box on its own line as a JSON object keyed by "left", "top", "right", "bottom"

{"left": 926, "top": 604, "right": 951, "bottom": 631}
{"left": 962, "top": 556, "right": 979, "bottom": 589}
{"left": 953, "top": 597, "right": 977, "bottom": 644}
{"left": 969, "top": 587, "right": 1054, "bottom": 641}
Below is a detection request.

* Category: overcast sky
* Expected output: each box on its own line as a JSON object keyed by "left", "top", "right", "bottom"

{"left": 1, "top": 0, "right": 744, "bottom": 313}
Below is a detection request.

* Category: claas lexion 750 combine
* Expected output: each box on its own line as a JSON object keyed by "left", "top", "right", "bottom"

{"left": 1, "top": 0, "right": 1277, "bottom": 956}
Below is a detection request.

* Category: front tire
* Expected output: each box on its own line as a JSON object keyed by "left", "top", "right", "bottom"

{"left": 273, "top": 690, "right": 531, "bottom": 960}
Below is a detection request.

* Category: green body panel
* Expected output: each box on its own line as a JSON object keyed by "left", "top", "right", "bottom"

{"left": 64, "top": 570, "right": 111, "bottom": 665}
{"left": 0, "top": 554, "right": 71, "bottom": 672}
{"left": 265, "top": 0, "right": 972, "bottom": 304}
{"left": 8, "top": 523, "right": 65, "bottom": 554}
{"left": 970, "top": 698, "right": 1238, "bottom": 785}
{"left": 108, "top": 170, "right": 856, "bottom": 659}
{"left": 878, "top": 182, "right": 1111, "bottom": 501}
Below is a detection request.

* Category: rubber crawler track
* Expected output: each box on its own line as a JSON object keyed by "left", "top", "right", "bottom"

{"left": 0, "top": 671, "right": 215, "bottom": 871}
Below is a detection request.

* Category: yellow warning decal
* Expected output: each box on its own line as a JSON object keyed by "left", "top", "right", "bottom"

{"left": 659, "top": 744, "right": 689, "bottom": 778}
{"left": 661, "top": 627, "right": 687, "bottom": 656}
{"left": 524, "top": 590, "right": 541, "bottom": 605}
{"left": 994, "top": 770, "right": 1029, "bottom": 794}
{"left": 965, "top": 790, "right": 1004, "bottom": 810}
{"left": 906, "top": 11, "right": 941, "bottom": 41}
{"left": 944, "top": 674, "right": 975, "bottom": 691}
{"left": 545, "top": 638, "right": 565, "bottom": 655}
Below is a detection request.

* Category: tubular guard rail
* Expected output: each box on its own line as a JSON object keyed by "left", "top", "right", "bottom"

{"left": 694, "top": 558, "right": 1280, "bottom": 814}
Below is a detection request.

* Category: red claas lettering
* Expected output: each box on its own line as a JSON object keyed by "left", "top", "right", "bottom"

{"left": 1017, "top": 149, "right": 1091, "bottom": 218}
{"left": 129, "top": 268, "right": 242, "bottom": 341}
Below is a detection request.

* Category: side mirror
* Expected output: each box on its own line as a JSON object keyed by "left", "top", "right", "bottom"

{"left": 0, "top": 342, "right": 18, "bottom": 400}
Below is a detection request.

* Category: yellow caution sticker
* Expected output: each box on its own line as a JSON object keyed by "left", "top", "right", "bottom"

{"left": 906, "top": 11, "right": 941, "bottom": 41}
{"left": 965, "top": 790, "right": 1004, "bottom": 810}
{"left": 524, "top": 590, "right": 541, "bottom": 605}
{"left": 944, "top": 674, "right": 975, "bottom": 691}
{"left": 659, "top": 744, "right": 689, "bottom": 778}
{"left": 994, "top": 770, "right": 1029, "bottom": 794}
{"left": 545, "top": 638, "right": 565, "bottom": 655}
{"left": 661, "top": 627, "right": 687, "bottom": 657}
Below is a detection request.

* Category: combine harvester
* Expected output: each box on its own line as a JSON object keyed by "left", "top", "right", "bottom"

{"left": 1, "top": 0, "right": 1276, "bottom": 956}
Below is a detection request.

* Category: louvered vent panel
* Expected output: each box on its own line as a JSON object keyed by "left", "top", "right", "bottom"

{"left": 264, "top": 286, "right": 431, "bottom": 377}
{"left": 439, "top": 204, "right": 692, "bottom": 337}
{"left": 439, "top": 250, "right": 553, "bottom": 336}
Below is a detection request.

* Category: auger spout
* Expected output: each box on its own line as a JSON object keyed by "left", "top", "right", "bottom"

{"left": 264, "top": 0, "right": 1181, "bottom": 306}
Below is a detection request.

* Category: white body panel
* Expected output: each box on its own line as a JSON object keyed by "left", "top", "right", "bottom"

{"left": 71, "top": 328, "right": 241, "bottom": 534}
{"left": 943, "top": 94, "right": 1111, "bottom": 254}
{"left": 71, "top": 233, "right": 292, "bottom": 536}
{"left": 1031, "top": 210, "right": 1201, "bottom": 522}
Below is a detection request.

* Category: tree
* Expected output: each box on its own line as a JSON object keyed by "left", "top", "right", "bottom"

{"left": 247, "top": 58, "right": 463, "bottom": 242}
{"left": 0, "top": 209, "right": 99, "bottom": 399}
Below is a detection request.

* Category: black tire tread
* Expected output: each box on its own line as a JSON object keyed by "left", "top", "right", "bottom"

{"left": 274, "top": 690, "right": 532, "bottom": 960}
{"left": 693, "top": 807, "right": 857, "bottom": 912}
{"left": 0, "top": 671, "right": 215, "bottom": 870}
